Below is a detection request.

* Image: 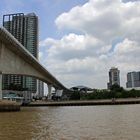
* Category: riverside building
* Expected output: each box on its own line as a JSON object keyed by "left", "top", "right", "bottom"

{"left": 2, "top": 13, "right": 44, "bottom": 96}
{"left": 107, "top": 67, "right": 120, "bottom": 89}
{"left": 126, "top": 71, "right": 140, "bottom": 89}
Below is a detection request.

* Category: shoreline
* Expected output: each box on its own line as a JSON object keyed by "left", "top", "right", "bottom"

{"left": 26, "top": 98, "right": 140, "bottom": 107}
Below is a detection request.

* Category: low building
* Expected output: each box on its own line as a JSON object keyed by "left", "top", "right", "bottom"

{"left": 70, "top": 86, "right": 93, "bottom": 93}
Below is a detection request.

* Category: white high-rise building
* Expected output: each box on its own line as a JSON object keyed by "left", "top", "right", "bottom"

{"left": 126, "top": 71, "right": 140, "bottom": 88}
{"left": 37, "top": 80, "right": 44, "bottom": 98}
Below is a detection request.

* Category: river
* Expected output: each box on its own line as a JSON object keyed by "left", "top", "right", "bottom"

{"left": 0, "top": 104, "right": 140, "bottom": 140}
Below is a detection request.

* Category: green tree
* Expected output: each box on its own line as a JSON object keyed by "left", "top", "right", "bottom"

{"left": 70, "top": 91, "right": 80, "bottom": 100}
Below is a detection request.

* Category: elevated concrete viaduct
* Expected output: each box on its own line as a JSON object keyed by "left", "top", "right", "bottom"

{"left": 0, "top": 27, "right": 67, "bottom": 99}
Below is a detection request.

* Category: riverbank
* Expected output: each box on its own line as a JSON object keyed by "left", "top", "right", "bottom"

{"left": 0, "top": 100, "right": 20, "bottom": 111}
{"left": 27, "top": 98, "right": 140, "bottom": 107}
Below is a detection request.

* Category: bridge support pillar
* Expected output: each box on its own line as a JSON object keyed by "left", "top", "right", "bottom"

{"left": 0, "top": 72, "right": 2, "bottom": 99}
{"left": 48, "top": 84, "right": 52, "bottom": 100}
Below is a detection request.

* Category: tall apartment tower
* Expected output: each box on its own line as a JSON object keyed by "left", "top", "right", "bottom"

{"left": 37, "top": 80, "right": 44, "bottom": 98}
{"left": 2, "top": 13, "right": 24, "bottom": 89}
{"left": 2, "top": 13, "right": 43, "bottom": 94}
{"left": 23, "top": 13, "right": 38, "bottom": 92}
{"left": 126, "top": 71, "right": 140, "bottom": 88}
{"left": 107, "top": 67, "right": 120, "bottom": 89}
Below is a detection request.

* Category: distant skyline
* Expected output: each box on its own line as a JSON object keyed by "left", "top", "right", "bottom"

{"left": 0, "top": 0, "right": 140, "bottom": 89}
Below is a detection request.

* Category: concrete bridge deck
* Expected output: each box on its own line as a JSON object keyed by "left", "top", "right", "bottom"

{"left": 0, "top": 27, "right": 66, "bottom": 90}
{"left": 0, "top": 26, "right": 67, "bottom": 102}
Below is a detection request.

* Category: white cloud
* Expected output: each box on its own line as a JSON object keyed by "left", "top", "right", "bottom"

{"left": 40, "top": 0, "right": 140, "bottom": 88}
{"left": 123, "top": 0, "right": 140, "bottom": 2}
{"left": 114, "top": 39, "right": 140, "bottom": 55}
{"left": 40, "top": 33, "right": 105, "bottom": 61}
{"left": 56, "top": 0, "right": 140, "bottom": 42}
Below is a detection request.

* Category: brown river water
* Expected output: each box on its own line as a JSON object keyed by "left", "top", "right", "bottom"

{"left": 0, "top": 105, "right": 140, "bottom": 140}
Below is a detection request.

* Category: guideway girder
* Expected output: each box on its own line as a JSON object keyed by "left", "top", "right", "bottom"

{"left": 0, "top": 27, "right": 67, "bottom": 99}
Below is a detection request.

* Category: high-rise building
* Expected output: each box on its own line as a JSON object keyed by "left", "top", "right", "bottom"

{"left": 2, "top": 13, "right": 24, "bottom": 89}
{"left": 126, "top": 71, "right": 140, "bottom": 88}
{"left": 23, "top": 13, "right": 38, "bottom": 92}
{"left": 37, "top": 80, "right": 44, "bottom": 98}
{"left": 2, "top": 13, "right": 43, "bottom": 94}
{"left": 107, "top": 67, "right": 120, "bottom": 89}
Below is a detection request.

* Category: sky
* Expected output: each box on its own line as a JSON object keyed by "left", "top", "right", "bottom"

{"left": 0, "top": 0, "right": 140, "bottom": 90}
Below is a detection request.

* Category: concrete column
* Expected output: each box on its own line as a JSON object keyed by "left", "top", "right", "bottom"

{"left": 48, "top": 84, "right": 52, "bottom": 100}
{"left": 0, "top": 72, "right": 2, "bottom": 99}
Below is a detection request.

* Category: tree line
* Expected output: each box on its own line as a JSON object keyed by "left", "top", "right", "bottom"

{"left": 70, "top": 84, "right": 140, "bottom": 100}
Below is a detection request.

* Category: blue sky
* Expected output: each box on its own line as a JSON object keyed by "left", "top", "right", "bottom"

{"left": 0, "top": 0, "right": 140, "bottom": 89}
{"left": 0, "top": 0, "right": 88, "bottom": 40}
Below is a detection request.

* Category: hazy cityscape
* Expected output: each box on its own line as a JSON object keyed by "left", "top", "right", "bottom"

{"left": 0, "top": 0, "right": 140, "bottom": 140}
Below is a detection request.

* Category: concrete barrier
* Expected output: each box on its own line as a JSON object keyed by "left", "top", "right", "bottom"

{"left": 0, "top": 100, "right": 20, "bottom": 111}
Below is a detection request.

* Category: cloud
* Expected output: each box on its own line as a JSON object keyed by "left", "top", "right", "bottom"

{"left": 56, "top": 0, "right": 140, "bottom": 42}
{"left": 114, "top": 39, "right": 140, "bottom": 56}
{"left": 123, "top": 0, "right": 140, "bottom": 2}
{"left": 40, "top": 0, "right": 140, "bottom": 88}
{"left": 40, "top": 33, "right": 106, "bottom": 61}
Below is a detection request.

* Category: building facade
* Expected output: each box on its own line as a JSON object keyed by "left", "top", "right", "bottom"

{"left": 126, "top": 71, "right": 140, "bottom": 88}
{"left": 2, "top": 13, "right": 25, "bottom": 89}
{"left": 107, "top": 67, "right": 120, "bottom": 89}
{"left": 37, "top": 80, "right": 44, "bottom": 98}
{"left": 2, "top": 13, "right": 44, "bottom": 95}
